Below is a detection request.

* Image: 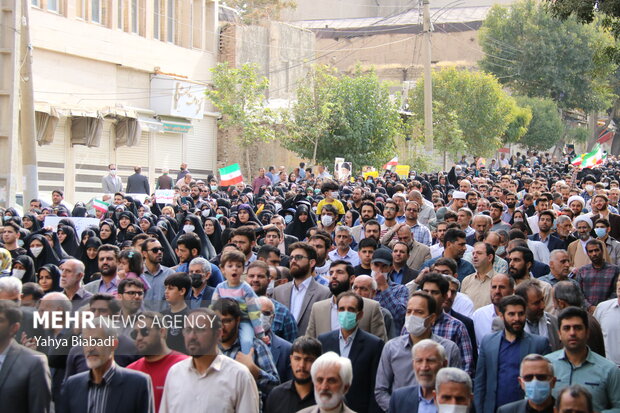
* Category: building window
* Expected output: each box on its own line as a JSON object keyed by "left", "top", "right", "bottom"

{"left": 131, "top": 0, "right": 138, "bottom": 33}
{"left": 76, "top": 0, "right": 86, "bottom": 18}
{"left": 191, "top": 0, "right": 202, "bottom": 49}
{"left": 153, "top": 0, "right": 160, "bottom": 39}
{"left": 91, "top": 0, "right": 102, "bottom": 23}
{"left": 47, "top": 0, "right": 59, "bottom": 12}
{"left": 31, "top": 0, "right": 41, "bottom": 7}
{"left": 166, "top": 0, "right": 174, "bottom": 43}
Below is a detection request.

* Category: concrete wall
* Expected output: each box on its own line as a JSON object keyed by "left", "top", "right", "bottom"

{"left": 282, "top": 0, "right": 516, "bottom": 21}
{"left": 217, "top": 21, "right": 315, "bottom": 179}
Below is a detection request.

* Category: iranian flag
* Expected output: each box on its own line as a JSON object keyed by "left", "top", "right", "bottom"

{"left": 382, "top": 156, "right": 398, "bottom": 169}
{"left": 93, "top": 199, "right": 109, "bottom": 213}
{"left": 219, "top": 163, "right": 244, "bottom": 186}
{"left": 580, "top": 145, "right": 606, "bottom": 169}
{"left": 571, "top": 154, "right": 584, "bottom": 167}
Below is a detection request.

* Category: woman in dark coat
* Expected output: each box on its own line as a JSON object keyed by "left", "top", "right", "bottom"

{"left": 98, "top": 220, "right": 118, "bottom": 246}
{"left": 58, "top": 225, "right": 80, "bottom": 258}
{"left": 81, "top": 236, "right": 102, "bottom": 284}
{"left": 26, "top": 234, "right": 60, "bottom": 270}
{"left": 11, "top": 255, "right": 36, "bottom": 284}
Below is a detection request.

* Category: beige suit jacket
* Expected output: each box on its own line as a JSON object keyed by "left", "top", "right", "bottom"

{"left": 305, "top": 296, "right": 388, "bottom": 341}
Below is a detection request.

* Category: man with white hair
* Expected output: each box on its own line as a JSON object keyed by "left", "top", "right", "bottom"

{"left": 389, "top": 339, "right": 448, "bottom": 413}
{"left": 353, "top": 274, "right": 397, "bottom": 339}
{"left": 59, "top": 317, "right": 155, "bottom": 412}
{"left": 434, "top": 367, "right": 474, "bottom": 412}
{"left": 60, "top": 258, "right": 92, "bottom": 311}
{"left": 297, "top": 351, "right": 355, "bottom": 413}
{"left": 258, "top": 296, "right": 292, "bottom": 382}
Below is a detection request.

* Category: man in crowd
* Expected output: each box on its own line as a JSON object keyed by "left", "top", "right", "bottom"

{"left": 160, "top": 308, "right": 260, "bottom": 412}
{"left": 85, "top": 245, "right": 121, "bottom": 294}
{"left": 265, "top": 337, "right": 322, "bottom": 413}
{"left": 102, "top": 163, "right": 123, "bottom": 193}
{"left": 258, "top": 296, "right": 292, "bottom": 382}
{"left": 127, "top": 311, "right": 189, "bottom": 412}
{"left": 141, "top": 238, "right": 174, "bottom": 310}
{"left": 317, "top": 291, "right": 384, "bottom": 413}
{"left": 273, "top": 242, "right": 331, "bottom": 336}
{"left": 475, "top": 295, "right": 551, "bottom": 413}
{"left": 539, "top": 250, "right": 575, "bottom": 287}
{"left": 186, "top": 257, "right": 215, "bottom": 309}
{"left": 352, "top": 274, "right": 397, "bottom": 339}
{"left": 497, "top": 355, "right": 557, "bottom": 413}
{"left": 546, "top": 306, "right": 620, "bottom": 413}
{"left": 472, "top": 273, "right": 515, "bottom": 347}
{"left": 60, "top": 258, "right": 92, "bottom": 311}
{"left": 593, "top": 277, "right": 620, "bottom": 366}
{"left": 422, "top": 229, "right": 475, "bottom": 281}
{"left": 375, "top": 292, "right": 462, "bottom": 411}
{"left": 306, "top": 260, "right": 386, "bottom": 340}
{"left": 246, "top": 260, "right": 298, "bottom": 342}
{"left": 297, "top": 352, "right": 355, "bottom": 413}
{"left": 389, "top": 241, "right": 420, "bottom": 285}
{"left": 434, "top": 367, "right": 474, "bottom": 413}
{"left": 389, "top": 339, "right": 447, "bottom": 413}
{"left": 127, "top": 166, "right": 150, "bottom": 194}
{"left": 461, "top": 242, "right": 496, "bottom": 310}
{"left": 328, "top": 226, "right": 360, "bottom": 267}
{"left": 515, "top": 280, "right": 561, "bottom": 351}
{"left": 572, "top": 239, "right": 620, "bottom": 310}
{"left": 371, "top": 248, "right": 409, "bottom": 333}
{"left": 529, "top": 210, "right": 565, "bottom": 252}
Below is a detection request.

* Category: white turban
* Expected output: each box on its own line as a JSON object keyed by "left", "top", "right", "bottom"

{"left": 567, "top": 195, "right": 585, "bottom": 208}
{"left": 452, "top": 191, "right": 467, "bottom": 200}
{"left": 574, "top": 215, "right": 592, "bottom": 228}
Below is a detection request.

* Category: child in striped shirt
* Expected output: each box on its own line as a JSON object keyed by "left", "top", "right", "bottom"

{"left": 212, "top": 250, "right": 264, "bottom": 354}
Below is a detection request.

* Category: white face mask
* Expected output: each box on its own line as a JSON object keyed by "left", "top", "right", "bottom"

{"left": 201, "top": 209, "right": 210, "bottom": 218}
{"left": 405, "top": 315, "right": 428, "bottom": 336}
{"left": 183, "top": 224, "right": 195, "bottom": 233}
{"left": 109, "top": 169, "right": 117, "bottom": 176}
{"left": 260, "top": 314, "right": 274, "bottom": 333}
{"left": 321, "top": 215, "right": 333, "bottom": 227}
{"left": 437, "top": 404, "right": 469, "bottom": 413}
{"left": 585, "top": 184, "right": 594, "bottom": 192}
{"left": 30, "top": 246, "right": 43, "bottom": 258}
{"left": 12, "top": 269, "right": 26, "bottom": 280}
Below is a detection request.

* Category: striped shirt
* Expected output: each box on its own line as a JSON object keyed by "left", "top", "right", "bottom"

{"left": 87, "top": 362, "right": 117, "bottom": 413}
{"left": 212, "top": 281, "right": 265, "bottom": 338}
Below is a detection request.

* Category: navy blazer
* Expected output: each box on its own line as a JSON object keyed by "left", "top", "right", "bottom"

{"left": 531, "top": 260, "right": 550, "bottom": 278}
{"left": 449, "top": 309, "right": 478, "bottom": 365}
{"left": 474, "top": 331, "right": 551, "bottom": 413}
{"left": 269, "top": 333, "right": 292, "bottom": 382}
{"left": 58, "top": 365, "right": 154, "bottom": 413}
{"left": 318, "top": 328, "right": 384, "bottom": 413}
{"left": 389, "top": 384, "right": 421, "bottom": 413}
{"left": 186, "top": 285, "right": 215, "bottom": 308}
{"left": 529, "top": 234, "right": 565, "bottom": 253}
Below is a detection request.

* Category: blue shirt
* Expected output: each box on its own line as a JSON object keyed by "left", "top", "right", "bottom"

{"left": 496, "top": 334, "right": 523, "bottom": 409}
{"left": 546, "top": 348, "right": 620, "bottom": 413}
{"left": 418, "top": 386, "right": 438, "bottom": 413}
{"left": 390, "top": 268, "right": 405, "bottom": 285}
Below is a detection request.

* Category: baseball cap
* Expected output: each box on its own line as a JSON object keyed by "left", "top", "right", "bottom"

{"left": 371, "top": 248, "right": 393, "bottom": 266}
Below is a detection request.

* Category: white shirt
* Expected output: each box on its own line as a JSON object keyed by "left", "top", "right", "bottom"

{"left": 472, "top": 303, "right": 498, "bottom": 347}
{"left": 594, "top": 298, "right": 620, "bottom": 366}
{"left": 160, "top": 355, "right": 259, "bottom": 413}
{"left": 527, "top": 214, "right": 540, "bottom": 234}
{"left": 290, "top": 276, "right": 313, "bottom": 322}
{"left": 527, "top": 239, "right": 550, "bottom": 264}
{"left": 430, "top": 244, "right": 444, "bottom": 259}
{"left": 453, "top": 292, "right": 474, "bottom": 318}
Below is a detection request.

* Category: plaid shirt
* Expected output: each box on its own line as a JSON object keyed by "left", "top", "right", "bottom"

{"left": 573, "top": 262, "right": 620, "bottom": 307}
{"left": 272, "top": 298, "right": 298, "bottom": 342}
{"left": 412, "top": 223, "right": 432, "bottom": 246}
{"left": 433, "top": 312, "right": 475, "bottom": 377}
{"left": 219, "top": 337, "right": 280, "bottom": 394}
{"left": 375, "top": 281, "right": 409, "bottom": 333}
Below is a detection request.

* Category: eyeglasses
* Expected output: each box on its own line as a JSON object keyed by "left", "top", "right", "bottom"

{"left": 123, "top": 290, "right": 144, "bottom": 297}
{"left": 290, "top": 255, "right": 309, "bottom": 261}
{"left": 130, "top": 327, "right": 151, "bottom": 340}
{"left": 521, "top": 374, "right": 551, "bottom": 382}
{"left": 149, "top": 247, "right": 164, "bottom": 253}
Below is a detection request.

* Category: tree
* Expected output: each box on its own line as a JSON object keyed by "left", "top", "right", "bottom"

{"left": 479, "top": 0, "right": 616, "bottom": 112}
{"left": 284, "top": 66, "right": 402, "bottom": 169}
{"left": 206, "top": 62, "right": 277, "bottom": 179}
{"left": 222, "top": 0, "right": 296, "bottom": 24}
{"left": 409, "top": 67, "right": 522, "bottom": 156}
{"left": 514, "top": 96, "right": 564, "bottom": 150}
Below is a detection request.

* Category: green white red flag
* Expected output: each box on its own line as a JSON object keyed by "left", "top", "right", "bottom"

{"left": 219, "top": 163, "right": 244, "bottom": 186}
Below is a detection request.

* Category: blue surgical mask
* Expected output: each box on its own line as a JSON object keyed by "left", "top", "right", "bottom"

{"left": 595, "top": 228, "right": 607, "bottom": 238}
{"left": 338, "top": 311, "right": 358, "bottom": 330}
{"left": 524, "top": 379, "right": 551, "bottom": 405}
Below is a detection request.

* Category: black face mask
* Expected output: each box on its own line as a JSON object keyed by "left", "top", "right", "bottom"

{"left": 190, "top": 273, "right": 204, "bottom": 288}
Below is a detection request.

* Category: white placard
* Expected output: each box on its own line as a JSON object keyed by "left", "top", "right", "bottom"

{"left": 44, "top": 217, "right": 101, "bottom": 238}
{"left": 155, "top": 189, "right": 174, "bottom": 204}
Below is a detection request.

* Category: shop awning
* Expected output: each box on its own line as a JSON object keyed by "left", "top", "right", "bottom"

{"left": 160, "top": 117, "right": 193, "bottom": 133}
{"left": 138, "top": 115, "right": 164, "bottom": 132}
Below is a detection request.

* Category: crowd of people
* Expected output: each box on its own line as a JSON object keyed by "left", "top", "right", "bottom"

{"left": 0, "top": 150, "right": 619, "bottom": 413}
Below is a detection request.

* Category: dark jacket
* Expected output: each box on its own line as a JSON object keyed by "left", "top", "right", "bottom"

{"left": 318, "top": 328, "right": 384, "bottom": 413}
{"left": 497, "top": 399, "right": 530, "bottom": 413}
{"left": 126, "top": 172, "right": 150, "bottom": 194}
{"left": 59, "top": 365, "right": 154, "bottom": 413}
{"left": 269, "top": 332, "right": 292, "bottom": 382}
{"left": 388, "top": 265, "right": 419, "bottom": 286}
{"left": 389, "top": 384, "right": 422, "bottom": 413}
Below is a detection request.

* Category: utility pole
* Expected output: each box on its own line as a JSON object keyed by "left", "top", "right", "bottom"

{"left": 0, "top": 0, "right": 20, "bottom": 208}
{"left": 422, "top": 0, "right": 433, "bottom": 153}
{"left": 19, "top": 0, "right": 39, "bottom": 204}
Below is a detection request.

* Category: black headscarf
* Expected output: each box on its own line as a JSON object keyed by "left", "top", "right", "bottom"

{"left": 285, "top": 204, "right": 317, "bottom": 241}
{"left": 37, "top": 263, "right": 62, "bottom": 293}
{"left": 204, "top": 217, "right": 224, "bottom": 254}
{"left": 116, "top": 211, "right": 138, "bottom": 244}
{"left": 232, "top": 204, "right": 262, "bottom": 228}
{"left": 37, "top": 229, "right": 70, "bottom": 260}
{"left": 58, "top": 225, "right": 80, "bottom": 258}
{"left": 173, "top": 214, "right": 216, "bottom": 260}
{"left": 146, "top": 226, "right": 178, "bottom": 268}
{"left": 81, "top": 236, "right": 102, "bottom": 284}
{"left": 22, "top": 213, "right": 41, "bottom": 232}
{"left": 98, "top": 220, "right": 118, "bottom": 246}
{"left": 26, "top": 234, "right": 60, "bottom": 270}
{"left": 12, "top": 255, "right": 35, "bottom": 284}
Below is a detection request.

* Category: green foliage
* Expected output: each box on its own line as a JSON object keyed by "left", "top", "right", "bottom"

{"left": 565, "top": 126, "right": 590, "bottom": 143}
{"left": 284, "top": 65, "right": 402, "bottom": 169}
{"left": 206, "top": 62, "right": 277, "bottom": 177}
{"left": 479, "top": 0, "right": 617, "bottom": 112}
{"left": 513, "top": 96, "right": 564, "bottom": 150}
{"left": 222, "top": 0, "right": 296, "bottom": 24}
{"left": 502, "top": 104, "right": 532, "bottom": 145}
{"left": 409, "top": 67, "right": 519, "bottom": 157}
